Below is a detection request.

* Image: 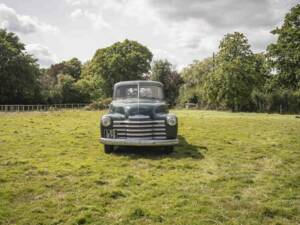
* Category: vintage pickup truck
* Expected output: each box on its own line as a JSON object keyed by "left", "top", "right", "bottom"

{"left": 100, "top": 80, "right": 178, "bottom": 153}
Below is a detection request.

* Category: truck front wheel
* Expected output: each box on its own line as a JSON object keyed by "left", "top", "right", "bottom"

{"left": 104, "top": 145, "right": 114, "bottom": 154}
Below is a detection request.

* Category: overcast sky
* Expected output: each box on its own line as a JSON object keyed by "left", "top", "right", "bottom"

{"left": 0, "top": 0, "right": 298, "bottom": 69}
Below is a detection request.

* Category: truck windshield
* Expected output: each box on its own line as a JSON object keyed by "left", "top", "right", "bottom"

{"left": 114, "top": 83, "right": 164, "bottom": 101}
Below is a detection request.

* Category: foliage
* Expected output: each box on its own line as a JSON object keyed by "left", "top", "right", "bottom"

{"left": 84, "top": 98, "right": 112, "bottom": 110}
{"left": 84, "top": 39, "right": 153, "bottom": 97}
{"left": 63, "top": 57, "right": 82, "bottom": 80}
{"left": 39, "top": 59, "right": 86, "bottom": 103}
{"left": 76, "top": 60, "right": 105, "bottom": 101}
{"left": 0, "top": 110, "right": 299, "bottom": 224}
{"left": 179, "top": 33, "right": 269, "bottom": 112}
{"left": 253, "top": 53, "right": 272, "bottom": 91}
{"left": 55, "top": 74, "right": 80, "bottom": 103}
{"left": 208, "top": 32, "right": 258, "bottom": 111}
{"left": 150, "top": 59, "right": 183, "bottom": 106}
{"left": 251, "top": 89, "right": 300, "bottom": 113}
{"left": 46, "top": 57, "right": 82, "bottom": 81}
{"left": 0, "top": 29, "right": 41, "bottom": 104}
{"left": 267, "top": 4, "right": 300, "bottom": 90}
{"left": 179, "top": 57, "right": 214, "bottom": 106}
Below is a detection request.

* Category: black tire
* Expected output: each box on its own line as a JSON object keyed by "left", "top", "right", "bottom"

{"left": 164, "top": 146, "right": 174, "bottom": 154}
{"left": 104, "top": 145, "right": 114, "bottom": 154}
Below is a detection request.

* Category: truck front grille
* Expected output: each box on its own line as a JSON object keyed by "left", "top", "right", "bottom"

{"left": 113, "top": 120, "right": 166, "bottom": 139}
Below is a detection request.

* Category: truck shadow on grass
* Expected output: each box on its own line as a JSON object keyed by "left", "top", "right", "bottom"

{"left": 113, "top": 135, "right": 206, "bottom": 159}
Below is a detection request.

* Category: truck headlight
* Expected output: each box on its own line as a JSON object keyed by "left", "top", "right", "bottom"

{"left": 101, "top": 116, "right": 111, "bottom": 127}
{"left": 166, "top": 114, "right": 177, "bottom": 126}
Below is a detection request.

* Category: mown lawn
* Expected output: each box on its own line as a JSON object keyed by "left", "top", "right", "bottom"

{"left": 0, "top": 110, "right": 299, "bottom": 225}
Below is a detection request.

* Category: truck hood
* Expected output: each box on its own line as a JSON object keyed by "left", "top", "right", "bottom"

{"left": 109, "top": 101, "right": 168, "bottom": 119}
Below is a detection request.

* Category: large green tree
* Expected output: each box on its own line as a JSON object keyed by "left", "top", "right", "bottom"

{"left": 150, "top": 59, "right": 183, "bottom": 106}
{"left": 205, "top": 32, "right": 257, "bottom": 111}
{"left": 0, "top": 29, "right": 41, "bottom": 104}
{"left": 267, "top": 4, "right": 300, "bottom": 90}
{"left": 83, "top": 39, "right": 153, "bottom": 97}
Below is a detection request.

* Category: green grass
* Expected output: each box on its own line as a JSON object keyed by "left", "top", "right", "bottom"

{"left": 0, "top": 110, "right": 299, "bottom": 225}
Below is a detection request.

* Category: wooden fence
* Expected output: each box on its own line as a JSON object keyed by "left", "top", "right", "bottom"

{"left": 0, "top": 104, "right": 89, "bottom": 112}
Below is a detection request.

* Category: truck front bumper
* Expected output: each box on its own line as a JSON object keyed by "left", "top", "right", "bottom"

{"left": 100, "top": 138, "right": 179, "bottom": 146}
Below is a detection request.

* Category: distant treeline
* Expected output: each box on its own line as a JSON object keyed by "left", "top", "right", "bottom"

{"left": 0, "top": 4, "right": 299, "bottom": 113}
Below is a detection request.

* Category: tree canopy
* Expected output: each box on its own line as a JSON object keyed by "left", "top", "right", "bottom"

{"left": 39, "top": 58, "right": 85, "bottom": 103}
{"left": 0, "top": 29, "right": 41, "bottom": 104}
{"left": 209, "top": 32, "right": 257, "bottom": 111}
{"left": 83, "top": 39, "right": 153, "bottom": 98}
{"left": 267, "top": 4, "right": 300, "bottom": 90}
{"left": 150, "top": 59, "right": 183, "bottom": 106}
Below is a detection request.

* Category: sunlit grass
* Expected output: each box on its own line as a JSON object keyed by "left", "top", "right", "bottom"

{"left": 0, "top": 110, "right": 299, "bottom": 225}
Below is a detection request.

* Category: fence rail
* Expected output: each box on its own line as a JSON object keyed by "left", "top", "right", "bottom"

{"left": 0, "top": 104, "right": 89, "bottom": 112}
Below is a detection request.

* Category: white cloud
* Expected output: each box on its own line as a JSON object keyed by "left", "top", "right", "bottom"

{"left": 70, "top": 8, "right": 110, "bottom": 29}
{"left": 152, "top": 48, "right": 177, "bottom": 62}
{"left": 0, "top": 3, "right": 59, "bottom": 34}
{"left": 15, "top": 0, "right": 296, "bottom": 69}
{"left": 65, "top": 0, "right": 82, "bottom": 6}
{"left": 70, "top": 8, "right": 83, "bottom": 19}
{"left": 26, "top": 43, "right": 58, "bottom": 67}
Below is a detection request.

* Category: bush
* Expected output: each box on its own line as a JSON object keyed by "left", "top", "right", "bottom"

{"left": 84, "top": 98, "right": 112, "bottom": 110}
{"left": 251, "top": 90, "right": 300, "bottom": 114}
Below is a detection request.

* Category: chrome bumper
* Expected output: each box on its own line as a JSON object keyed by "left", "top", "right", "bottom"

{"left": 100, "top": 138, "right": 179, "bottom": 146}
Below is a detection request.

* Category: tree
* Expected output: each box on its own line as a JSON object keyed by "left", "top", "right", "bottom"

{"left": 45, "top": 57, "right": 82, "bottom": 81}
{"left": 206, "top": 32, "right": 257, "bottom": 111}
{"left": 63, "top": 58, "right": 82, "bottom": 80}
{"left": 253, "top": 53, "right": 271, "bottom": 91}
{"left": 250, "top": 53, "right": 272, "bottom": 112}
{"left": 84, "top": 39, "right": 153, "bottom": 97}
{"left": 267, "top": 4, "right": 300, "bottom": 90}
{"left": 76, "top": 60, "right": 105, "bottom": 101}
{"left": 0, "top": 29, "right": 41, "bottom": 104}
{"left": 55, "top": 74, "right": 81, "bottom": 103}
{"left": 39, "top": 58, "right": 84, "bottom": 103}
{"left": 179, "top": 57, "right": 214, "bottom": 105}
{"left": 150, "top": 59, "right": 183, "bottom": 106}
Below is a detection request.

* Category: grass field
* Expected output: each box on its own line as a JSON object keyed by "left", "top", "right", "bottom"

{"left": 0, "top": 110, "right": 299, "bottom": 225}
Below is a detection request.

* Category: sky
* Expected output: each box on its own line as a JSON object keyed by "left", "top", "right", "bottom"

{"left": 0, "top": 0, "right": 298, "bottom": 69}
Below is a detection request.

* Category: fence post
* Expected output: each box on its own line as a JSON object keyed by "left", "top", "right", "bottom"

{"left": 280, "top": 104, "right": 282, "bottom": 114}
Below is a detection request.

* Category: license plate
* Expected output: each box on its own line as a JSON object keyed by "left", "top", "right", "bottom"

{"left": 105, "top": 129, "right": 116, "bottom": 138}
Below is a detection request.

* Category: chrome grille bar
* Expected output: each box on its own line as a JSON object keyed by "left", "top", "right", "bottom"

{"left": 113, "top": 120, "right": 165, "bottom": 124}
{"left": 118, "top": 132, "right": 166, "bottom": 137}
{"left": 115, "top": 128, "right": 166, "bottom": 132}
{"left": 113, "top": 119, "right": 167, "bottom": 139}
{"left": 113, "top": 124, "right": 165, "bottom": 128}
{"left": 118, "top": 136, "right": 167, "bottom": 140}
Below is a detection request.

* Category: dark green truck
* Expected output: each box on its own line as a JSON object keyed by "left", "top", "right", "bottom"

{"left": 100, "top": 80, "right": 178, "bottom": 153}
